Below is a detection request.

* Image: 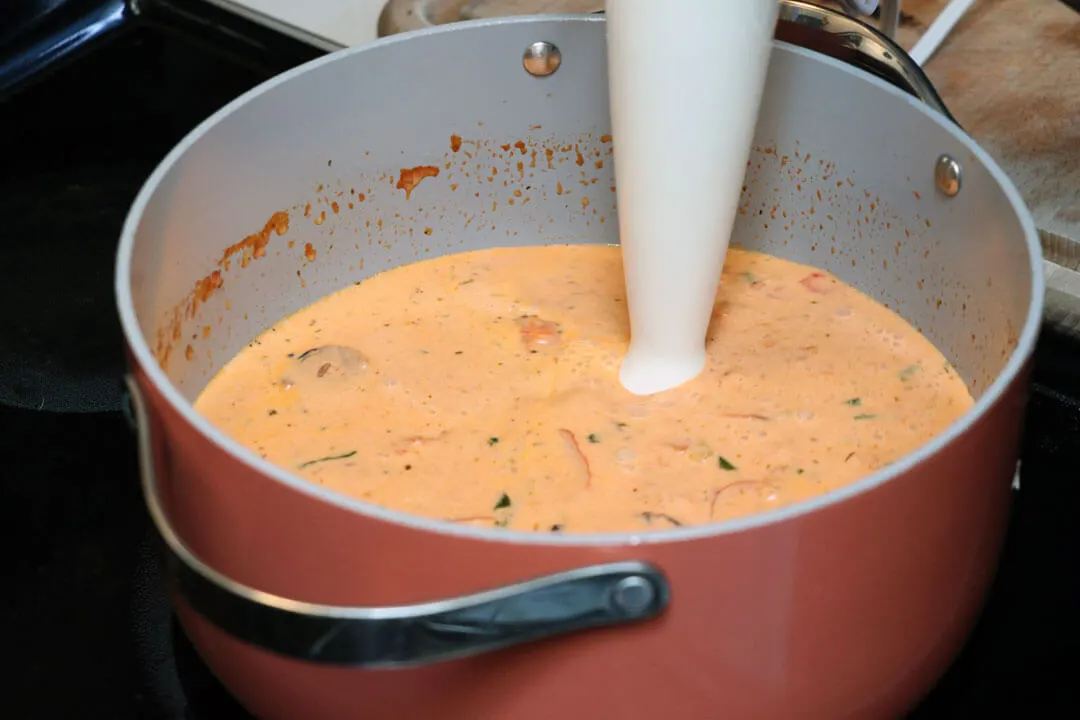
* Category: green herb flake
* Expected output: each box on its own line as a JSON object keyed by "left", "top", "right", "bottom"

{"left": 844, "top": 397, "right": 861, "bottom": 406}
{"left": 586, "top": 433, "right": 601, "bottom": 444}
{"left": 899, "top": 363, "right": 921, "bottom": 382}
{"left": 297, "top": 450, "right": 357, "bottom": 469}
{"left": 640, "top": 511, "right": 684, "bottom": 527}
{"left": 741, "top": 271, "right": 760, "bottom": 284}
{"left": 487, "top": 436, "right": 500, "bottom": 446}
{"left": 853, "top": 413, "right": 877, "bottom": 421}
{"left": 717, "top": 456, "right": 737, "bottom": 471}
{"left": 796, "top": 467, "right": 805, "bottom": 475}
{"left": 494, "top": 492, "right": 512, "bottom": 510}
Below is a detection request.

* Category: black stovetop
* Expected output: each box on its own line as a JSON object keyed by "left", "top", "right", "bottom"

{"left": 1, "top": 23, "right": 1079, "bottom": 720}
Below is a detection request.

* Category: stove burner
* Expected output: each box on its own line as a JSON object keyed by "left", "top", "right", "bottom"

{"left": 0, "top": 30, "right": 267, "bottom": 413}
{"left": 0, "top": 167, "right": 139, "bottom": 412}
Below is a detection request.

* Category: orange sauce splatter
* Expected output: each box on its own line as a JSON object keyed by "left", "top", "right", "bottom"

{"left": 194, "top": 270, "right": 224, "bottom": 306}
{"left": 156, "top": 210, "right": 289, "bottom": 369}
{"left": 304, "top": 243, "right": 317, "bottom": 262}
{"left": 450, "top": 134, "right": 462, "bottom": 152}
{"left": 221, "top": 211, "right": 289, "bottom": 270}
{"left": 396, "top": 166, "right": 440, "bottom": 200}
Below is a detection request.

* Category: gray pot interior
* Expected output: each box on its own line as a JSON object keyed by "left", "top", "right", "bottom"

{"left": 122, "top": 16, "right": 1039, "bottom": 407}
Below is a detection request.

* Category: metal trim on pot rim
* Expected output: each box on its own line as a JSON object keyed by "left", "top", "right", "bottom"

{"left": 119, "top": 14, "right": 676, "bottom": 668}
{"left": 127, "top": 375, "right": 670, "bottom": 667}
{"left": 115, "top": 14, "right": 1044, "bottom": 670}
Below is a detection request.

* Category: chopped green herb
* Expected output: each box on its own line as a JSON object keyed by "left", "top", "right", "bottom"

{"left": 487, "top": 436, "right": 500, "bottom": 446}
{"left": 586, "top": 433, "right": 600, "bottom": 444}
{"left": 458, "top": 278, "right": 475, "bottom": 285}
{"left": 741, "top": 271, "right": 760, "bottom": 284}
{"left": 717, "top": 456, "right": 737, "bottom": 471}
{"left": 640, "top": 511, "right": 683, "bottom": 527}
{"left": 614, "top": 421, "right": 628, "bottom": 430}
{"left": 899, "top": 363, "right": 921, "bottom": 381}
{"left": 853, "top": 413, "right": 877, "bottom": 421}
{"left": 494, "top": 492, "right": 512, "bottom": 510}
{"left": 844, "top": 397, "right": 861, "bottom": 406}
{"left": 267, "top": 409, "right": 278, "bottom": 416}
{"left": 549, "top": 524, "right": 565, "bottom": 533}
{"left": 297, "top": 450, "right": 357, "bottom": 469}
{"left": 796, "top": 467, "right": 805, "bottom": 475}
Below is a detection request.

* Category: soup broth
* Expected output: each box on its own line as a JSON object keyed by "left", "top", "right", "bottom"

{"left": 195, "top": 244, "right": 973, "bottom": 533}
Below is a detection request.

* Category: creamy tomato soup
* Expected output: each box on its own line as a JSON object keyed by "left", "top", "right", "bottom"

{"left": 195, "top": 245, "right": 973, "bottom": 533}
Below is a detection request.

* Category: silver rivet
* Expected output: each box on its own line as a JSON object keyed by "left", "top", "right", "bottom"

{"left": 611, "top": 575, "right": 654, "bottom": 615}
{"left": 523, "top": 41, "right": 561, "bottom": 77}
{"left": 935, "top": 154, "right": 962, "bottom": 198}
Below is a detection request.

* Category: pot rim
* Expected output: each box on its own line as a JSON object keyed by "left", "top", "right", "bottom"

{"left": 114, "top": 14, "right": 1046, "bottom": 548}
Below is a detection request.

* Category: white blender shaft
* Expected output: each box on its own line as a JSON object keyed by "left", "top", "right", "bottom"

{"left": 607, "top": 0, "right": 779, "bottom": 395}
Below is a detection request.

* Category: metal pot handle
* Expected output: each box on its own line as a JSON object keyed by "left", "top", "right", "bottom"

{"left": 776, "top": 1, "right": 956, "bottom": 125}
{"left": 125, "top": 376, "right": 670, "bottom": 668}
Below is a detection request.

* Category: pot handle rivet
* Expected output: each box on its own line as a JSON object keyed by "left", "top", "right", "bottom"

{"left": 523, "top": 41, "right": 561, "bottom": 77}
{"left": 935, "top": 154, "right": 962, "bottom": 198}
{"left": 611, "top": 575, "right": 656, "bottom": 615}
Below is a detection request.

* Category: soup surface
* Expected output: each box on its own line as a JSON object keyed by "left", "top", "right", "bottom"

{"left": 195, "top": 245, "right": 973, "bottom": 533}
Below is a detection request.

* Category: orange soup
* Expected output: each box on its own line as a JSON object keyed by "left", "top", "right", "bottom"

{"left": 195, "top": 245, "right": 972, "bottom": 533}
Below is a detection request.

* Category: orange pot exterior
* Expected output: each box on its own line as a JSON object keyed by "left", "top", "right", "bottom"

{"left": 134, "top": 358, "right": 1029, "bottom": 719}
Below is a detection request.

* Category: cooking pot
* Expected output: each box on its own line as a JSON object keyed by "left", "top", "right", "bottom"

{"left": 115, "top": 6, "right": 1043, "bottom": 719}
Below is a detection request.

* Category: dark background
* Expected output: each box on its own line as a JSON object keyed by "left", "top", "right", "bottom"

{"left": 0, "top": 29, "right": 265, "bottom": 718}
